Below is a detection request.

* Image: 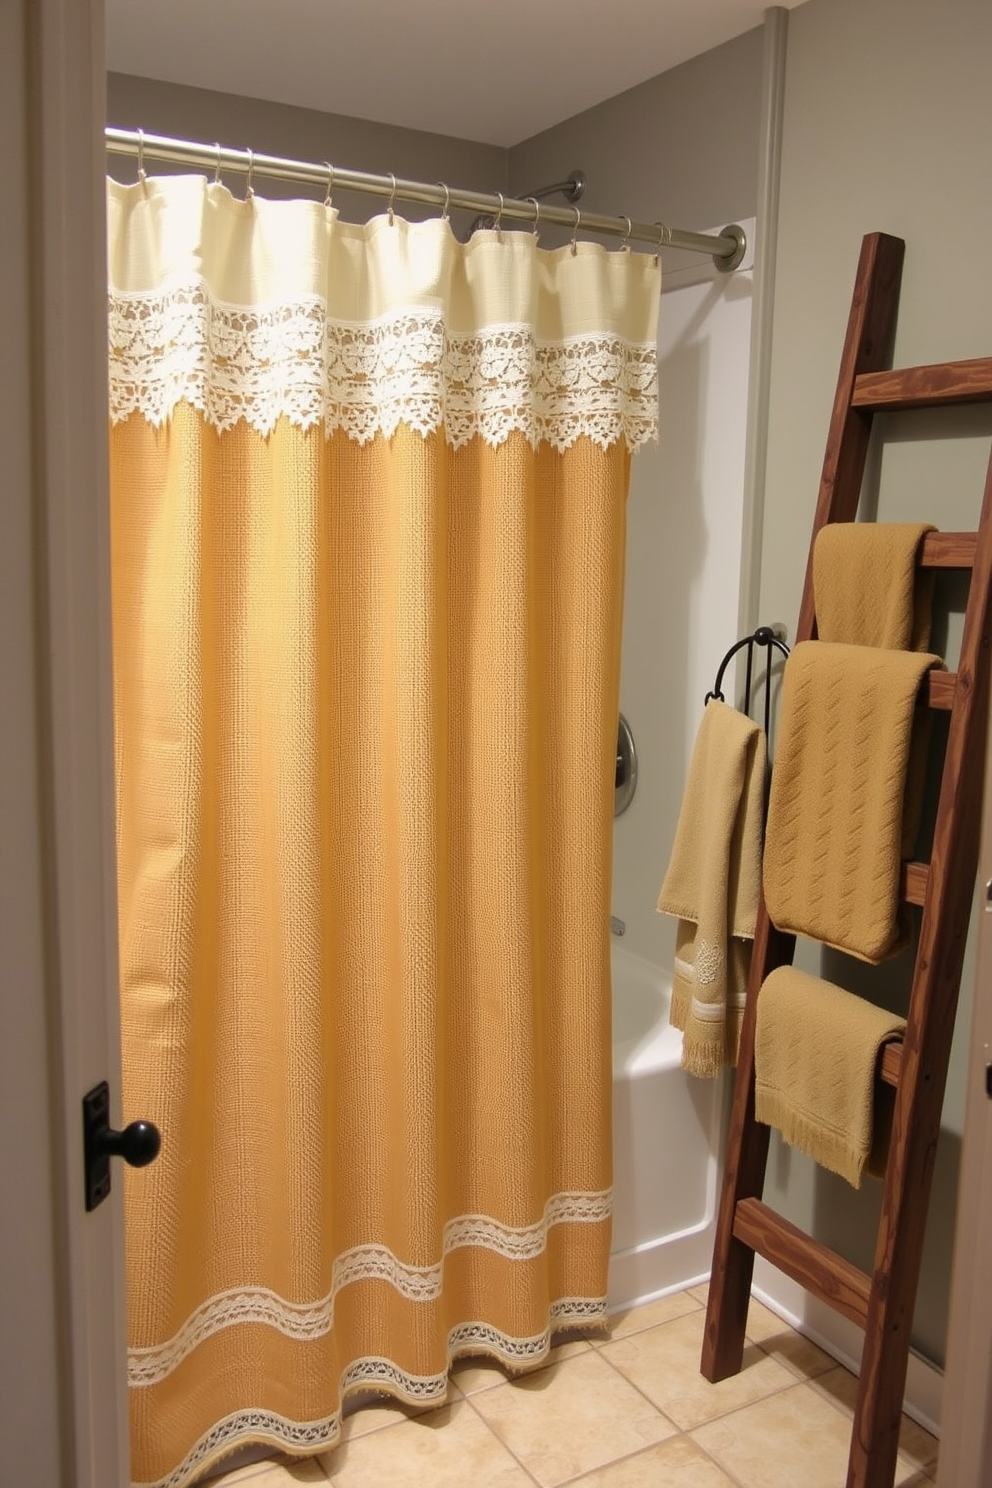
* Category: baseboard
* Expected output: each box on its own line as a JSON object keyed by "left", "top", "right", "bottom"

{"left": 752, "top": 1258, "right": 943, "bottom": 1438}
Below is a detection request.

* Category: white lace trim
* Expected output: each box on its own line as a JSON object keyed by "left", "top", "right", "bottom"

{"left": 107, "top": 284, "right": 658, "bottom": 452}
{"left": 127, "top": 1189, "right": 610, "bottom": 1387}
{"left": 131, "top": 1302, "right": 609, "bottom": 1488}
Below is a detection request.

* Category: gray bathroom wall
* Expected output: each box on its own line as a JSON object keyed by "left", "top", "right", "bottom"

{"left": 507, "top": 28, "right": 764, "bottom": 238}
{"left": 106, "top": 71, "right": 506, "bottom": 236}
{"left": 755, "top": 0, "right": 992, "bottom": 1373}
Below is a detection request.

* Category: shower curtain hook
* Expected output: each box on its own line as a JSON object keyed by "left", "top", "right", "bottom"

{"left": 213, "top": 142, "right": 222, "bottom": 186}
{"left": 244, "top": 148, "right": 255, "bottom": 201}
{"left": 525, "top": 197, "right": 541, "bottom": 241}
{"left": 387, "top": 172, "right": 397, "bottom": 225}
{"left": 493, "top": 191, "right": 505, "bottom": 240}
{"left": 436, "top": 182, "right": 450, "bottom": 223}
{"left": 323, "top": 162, "right": 335, "bottom": 208}
{"left": 619, "top": 215, "right": 632, "bottom": 252}
{"left": 570, "top": 206, "right": 581, "bottom": 256}
{"left": 136, "top": 128, "right": 146, "bottom": 185}
{"left": 654, "top": 221, "right": 671, "bottom": 265}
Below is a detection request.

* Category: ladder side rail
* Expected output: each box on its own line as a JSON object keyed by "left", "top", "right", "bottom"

{"left": 701, "top": 230, "right": 906, "bottom": 1384}
{"left": 849, "top": 445, "right": 992, "bottom": 1488}
{"left": 701, "top": 912, "right": 794, "bottom": 1380}
{"left": 795, "top": 233, "right": 908, "bottom": 643}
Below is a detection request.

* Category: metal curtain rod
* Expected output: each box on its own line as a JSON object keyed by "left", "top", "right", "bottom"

{"left": 105, "top": 128, "right": 747, "bottom": 268}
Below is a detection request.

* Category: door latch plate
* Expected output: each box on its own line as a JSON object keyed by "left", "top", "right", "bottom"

{"left": 82, "top": 1080, "right": 113, "bottom": 1211}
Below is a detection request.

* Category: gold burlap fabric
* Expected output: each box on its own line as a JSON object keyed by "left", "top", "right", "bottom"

{"left": 755, "top": 966, "right": 906, "bottom": 1187}
{"left": 813, "top": 521, "right": 936, "bottom": 650}
{"left": 658, "top": 699, "right": 766, "bottom": 1076}
{"left": 763, "top": 641, "right": 943, "bottom": 962}
{"left": 112, "top": 411, "right": 626, "bottom": 1488}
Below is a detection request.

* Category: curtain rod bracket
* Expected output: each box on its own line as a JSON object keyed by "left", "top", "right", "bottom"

{"left": 714, "top": 223, "right": 747, "bottom": 272}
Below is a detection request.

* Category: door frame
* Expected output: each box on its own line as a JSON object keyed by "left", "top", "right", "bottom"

{"left": 938, "top": 694, "right": 992, "bottom": 1487}
{"left": 0, "top": 0, "right": 129, "bottom": 1483}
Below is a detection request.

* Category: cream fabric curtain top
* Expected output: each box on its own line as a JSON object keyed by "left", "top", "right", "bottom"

{"left": 107, "top": 175, "right": 660, "bottom": 450}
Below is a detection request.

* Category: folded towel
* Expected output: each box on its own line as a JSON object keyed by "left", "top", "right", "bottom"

{"left": 763, "top": 641, "right": 943, "bottom": 962}
{"left": 755, "top": 965, "right": 906, "bottom": 1188}
{"left": 813, "top": 521, "right": 936, "bottom": 650}
{"left": 658, "top": 699, "right": 766, "bottom": 1077}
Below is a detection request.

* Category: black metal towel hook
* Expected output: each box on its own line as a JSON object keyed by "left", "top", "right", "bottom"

{"left": 705, "top": 625, "right": 790, "bottom": 738}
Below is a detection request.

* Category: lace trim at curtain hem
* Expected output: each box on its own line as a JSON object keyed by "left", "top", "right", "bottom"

{"left": 128, "top": 1189, "right": 611, "bottom": 1387}
{"left": 131, "top": 1299, "right": 608, "bottom": 1488}
{"left": 108, "top": 286, "right": 659, "bottom": 453}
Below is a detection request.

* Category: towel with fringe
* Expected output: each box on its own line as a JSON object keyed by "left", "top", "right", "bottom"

{"left": 763, "top": 640, "right": 942, "bottom": 963}
{"left": 658, "top": 699, "right": 766, "bottom": 1077}
{"left": 813, "top": 521, "right": 936, "bottom": 650}
{"left": 755, "top": 965, "right": 906, "bottom": 1188}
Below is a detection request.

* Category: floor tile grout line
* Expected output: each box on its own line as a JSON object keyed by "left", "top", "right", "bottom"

{"left": 533, "top": 1431, "right": 737, "bottom": 1488}
{"left": 582, "top": 1341, "right": 683, "bottom": 1432}
{"left": 592, "top": 1321, "right": 840, "bottom": 1437}
{"left": 457, "top": 1382, "right": 546, "bottom": 1487}
{"left": 588, "top": 1297, "right": 705, "bottom": 1348}
{"left": 802, "top": 1368, "right": 940, "bottom": 1470}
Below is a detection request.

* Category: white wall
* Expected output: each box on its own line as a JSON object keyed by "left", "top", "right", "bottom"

{"left": 616, "top": 256, "right": 755, "bottom": 963}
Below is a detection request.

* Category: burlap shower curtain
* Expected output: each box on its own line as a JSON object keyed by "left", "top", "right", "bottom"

{"left": 107, "top": 174, "right": 660, "bottom": 1488}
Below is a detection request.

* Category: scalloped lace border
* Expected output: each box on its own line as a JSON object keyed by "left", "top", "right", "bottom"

{"left": 132, "top": 1297, "right": 607, "bottom": 1488}
{"left": 108, "top": 284, "right": 658, "bottom": 452}
{"left": 128, "top": 1188, "right": 611, "bottom": 1388}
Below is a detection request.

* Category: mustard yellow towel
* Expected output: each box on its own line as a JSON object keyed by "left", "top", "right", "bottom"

{"left": 763, "top": 641, "right": 943, "bottom": 962}
{"left": 813, "top": 521, "right": 936, "bottom": 650}
{"left": 658, "top": 700, "right": 766, "bottom": 1077}
{"left": 755, "top": 966, "right": 906, "bottom": 1188}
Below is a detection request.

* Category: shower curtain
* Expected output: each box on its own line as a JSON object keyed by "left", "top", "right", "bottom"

{"left": 107, "top": 173, "right": 660, "bottom": 1488}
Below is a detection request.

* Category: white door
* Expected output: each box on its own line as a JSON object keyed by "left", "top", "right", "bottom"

{"left": 1, "top": 0, "right": 131, "bottom": 1483}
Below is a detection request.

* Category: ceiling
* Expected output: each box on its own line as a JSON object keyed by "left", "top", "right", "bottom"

{"left": 105, "top": 0, "right": 804, "bottom": 149}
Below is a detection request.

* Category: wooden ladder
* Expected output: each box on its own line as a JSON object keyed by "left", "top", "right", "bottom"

{"left": 701, "top": 231, "right": 992, "bottom": 1488}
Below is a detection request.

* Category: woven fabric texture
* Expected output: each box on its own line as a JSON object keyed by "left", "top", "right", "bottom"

{"left": 657, "top": 700, "right": 766, "bottom": 1076}
{"left": 755, "top": 966, "right": 906, "bottom": 1187}
{"left": 812, "top": 520, "right": 936, "bottom": 650}
{"left": 112, "top": 409, "right": 629, "bottom": 1488}
{"left": 763, "top": 640, "right": 942, "bottom": 962}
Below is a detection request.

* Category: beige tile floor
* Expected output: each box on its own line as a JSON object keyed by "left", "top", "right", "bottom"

{"left": 204, "top": 1286, "right": 939, "bottom": 1488}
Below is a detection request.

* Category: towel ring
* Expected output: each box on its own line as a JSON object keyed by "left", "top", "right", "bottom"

{"left": 705, "top": 625, "right": 790, "bottom": 739}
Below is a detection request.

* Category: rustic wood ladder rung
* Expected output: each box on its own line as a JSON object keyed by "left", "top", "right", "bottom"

{"left": 701, "top": 232, "right": 992, "bottom": 1488}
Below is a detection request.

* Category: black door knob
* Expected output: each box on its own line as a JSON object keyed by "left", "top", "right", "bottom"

{"left": 98, "top": 1118, "right": 162, "bottom": 1168}
{"left": 82, "top": 1081, "right": 162, "bottom": 1211}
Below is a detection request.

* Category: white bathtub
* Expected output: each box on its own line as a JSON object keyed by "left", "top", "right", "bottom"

{"left": 608, "top": 943, "right": 726, "bottom": 1311}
